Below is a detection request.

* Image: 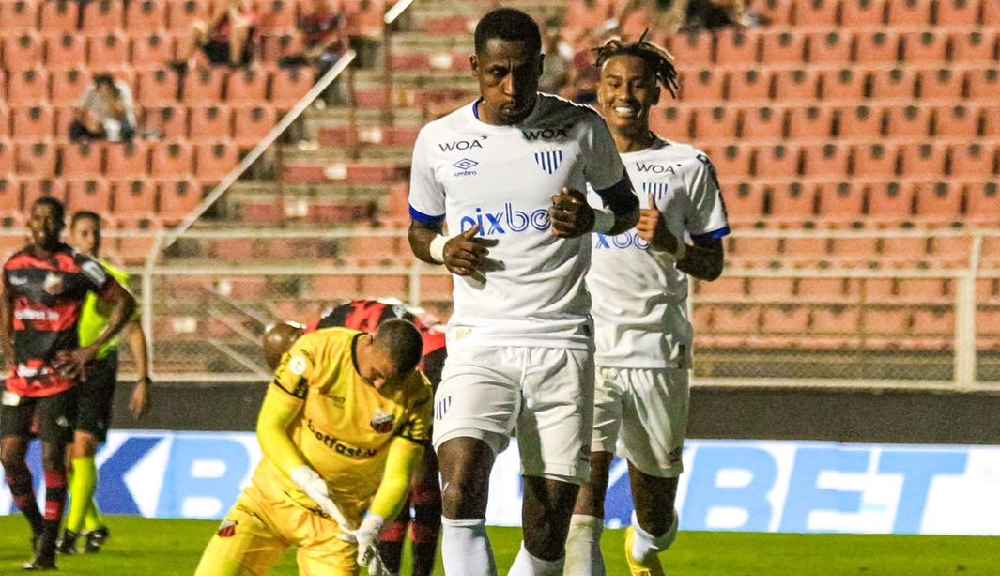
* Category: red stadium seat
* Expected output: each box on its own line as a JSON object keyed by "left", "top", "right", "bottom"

{"left": 853, "top": 30, "right": 900, "bottom": 64}
{"left": 361, "top": 274, "right": 409, "bottom": 300}
{"left": 715, "top": 28, "right": 759, "bottom": 66}
{"left": 105, "top": 141, "right": 149, "bottom": 179}
{"left": 182, "top": 67, "right": 226, "bottom": 103}
{"left": 740, "top": 106, "right": 783, "bottom": 141}
{"left": 783, "top": 236, "right": 829, "bottom": 263}
{"left": 167, "top": 0, "right": 210, "bottom": 30}
{"left": 158, "top": 180, "right": 202, "bottom": 217}
{"left": 950, "top": 143, "right": 997, "bottom": 177}
{"left": 794, "top": 0, "right": 841, "bottom": 25}
{"left": 983, "top": 0, "right": 999, "bottom": 24}
{"left": 44, "top": 33, "right": 87, "bottom": 70}
{"left": 752, "top": 144, "right": 800, "bottom": 179}
{"left": 885, "top": 0, "right": 932, "bottom": 25}
{"left": 911, "top": 308, "right": 953, "bottom": 338}
{"left": 900, "top": 30, "right": 948, "bottom": 63}
{"left": 867, "top": 181, "right": 915, "bottom": 221}
{"left": 712, "top": 304, "right": 761, "bottom": 334}
{"left": 753, "top": 0, "right": 795, "bottom": 25}
{"left": 911, "top": 181, "right": 962, "bottom": 222}
{"left": 87, "top": 32, "right": 130, "bottom": 70}
{"left": 805, "top": 30, "right": 853, "bottom": 65}
{"left": 930, "top": 235, "right": 971, "bottom": 261}
{"left": 898, "top": 143, "right": 948, "bottom": 178}
{"left": 949, "top": 30, "right": 997, "bottom": 63}
{"left": 695, "top": 276, "right": 747, "bottom": 299}
{"left": 189, "top": 105, "right": 233, "bottom": 142}
{"left": 2, "top": 0, "right": 40, "bottom": 30}
{"left": 21, "top": 179, "right": 66, "bottom": 207}
{"left": 649, "top": 107, "right": 692, "bottom": 140}
{"left": 40, "top": 0, "right": 79, "bottom": 32}
{"left": 232, "top": 105, "right": 277, "bottom": 147}
{"left": 15, "top": 142, "right": 57, "bottom": 178}
{"left": 0, "top": 107, "right": 9, "bottom": 139}
{"left": 965, "top": 182, "right": 1000, "bottom": 224}
{"left": 10, "top": 106, "right": 55, "bottom": 142}
{"left": 50, "top": 69, "right": 91, "bottom": 106}
{"left": 819, "top": 68, "right": 866, "bottom": 102}
{"left": 984, "top": 105, "right": 1000, "bottom": 137}
{"left": 194, "top": 142, "right": 238, "bottom": 182}
{"left": 817, "top": 182, "right": 865, "bottom": 222}
{"left": 966, "top": 69, "right": 1000, "bottom": 102}
{"left": 261, "top": 33, "right": 306, "bottom": 63}
{"left": 680, "top": 70, "right": 725, "bottom": 103}
{"left": 7, "top": 69, "right": 50, "bottom": 107}
{"left": 936, "top": 0, "right": 981, "bottom": 26}
{"left": 769, "top": 182, "right": 816, "bottom": 220}
{"left": 667, "top": 31, "right": 714, "bottom": 68}
{"left": 225, "top": 69, "right": 269, "bottom": 105}
{"left": 868, "top": 67, "right": 917, "bottom": 100}
{"left": 127, "top": 0, "right": 168, "bottom": 31}
{"left": 883, "top": 104, "right": 932, "bottom": 138}
{"left": 772, "top": 69, "right": 818, "bottom": 101}
{"left": 692, "top": 106, "right": 739, "bottom": 143}
{"left": 138, "top": 69, "right": 179, "bottom": 106}
{"left": 704, "top": 145, "right": 751, "bottom": 178}
{"left": 759, "top": 30, "right": 806, "bottom": 65}
{"left": 801, "top": 143, "right": 849, "bottom": 178}
{"left": 916, "top": 68, "right": 964, "bottom": 102}
{"left": 0, "top": 141, "right": 12, "bottom": 178}
{"left": 3, "top": 33, "right": 44, "bottom": 71}
{"left": 258, "top": 0, "right": 299, "bottom": 30}
{"left": 61, "top": 142, "right": 105, "bottom": 180}
{"left": 269, "top": 67, "right": 316, "bottom": 108}
{"left": 786, "top": 105, "right": 834, "bottom": 140}
{"left": 762, "top": 305, "right": 810, "bottom": 334}
{"left": 144, "top": 106, "right": 189, "bottom": 140}
{"left": 852, "top": 143, "right": 898, "bottom": 177}
{"left": 726, "top": 69, "right": 771, "bottom": 103}
{"left": 812, "top": 305, "right": 861, "bottom": 335}
{"left": 862, "top": 307, "right": 911, "bottom": 337}
{"left": 797, "top": 278, "right": 850, "bottom": 303}
{"left": 83, "top": 0, "right": 124, "bottom": 32}
{"left": 841, "top": 0, "right": 887, "bottom": 25}
{"left": 749, "top": 277, "right": 796, "bottom": 301}
{"left": 0, "top": 177, "right": 18, "bottom": 210}
{"left": 132, "top": 33, "right": 176, "bottom": 67}
{"left": 112, "top": 180, "right": 157, "bottom": 215}
{"left": 310, "top": 275, "right": 362, "bottom": 301}
{"left": 838, "top": 105, "right": 883, "bottom": 140}
{"left": 897, "top": 278, "right": 950, "bottom": 303}
{"left": 65, "top": 179, "right": 112, "bottom": 212}
{"left": 722, "top": 182, "right": 765, "bottom": 225}
{"left": 150, "top": 141, "right": 193, "bottom": 179}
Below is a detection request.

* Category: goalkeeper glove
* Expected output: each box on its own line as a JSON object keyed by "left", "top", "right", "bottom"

{"left": 289, "top": 465, "right": 352, "bottom": 531}
{"left": 354, "top": 514, "right": 391, "bottom": 575}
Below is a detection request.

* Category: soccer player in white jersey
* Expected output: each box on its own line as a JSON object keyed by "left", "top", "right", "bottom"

{"left": 407, "top": 9, "right": 639, "bottom": 576}
{"left": 563, "top": 35, "right": 729, "bottom": 576}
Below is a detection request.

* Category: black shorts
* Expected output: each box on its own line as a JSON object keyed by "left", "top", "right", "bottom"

{"left": 76, "top": 353, "right": 118, "bottom": 443}
{"left": 203, "top": 38, "right": 254, "bottom": 65}
{"left": 1, "top": 388, "right": 78, "bottom": 444}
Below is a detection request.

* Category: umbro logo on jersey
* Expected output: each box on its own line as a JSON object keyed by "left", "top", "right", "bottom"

{"left": 534, "top": 150, "right": 563, "bottom": 175}
{"left": 522, "top": 125, "right": 571, "bottom": 141}
{"left": 635, "top": 161, "right": 679, "bottom": 175}
{"left": 453, "top": 158, "right": 479, "bottom": 177}
{"left": 642, "top": 181, "right": 670, "bottom": 200}
{"left": 439, "top": 138, "right": 485, "bottom": 152}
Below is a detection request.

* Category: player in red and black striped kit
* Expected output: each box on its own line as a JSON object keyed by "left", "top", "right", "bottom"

{"left": 0, "top": 198, "right": 135, "bottom": 570}
{"left": 263, "top": 299, "right": 445, "bottom": 576}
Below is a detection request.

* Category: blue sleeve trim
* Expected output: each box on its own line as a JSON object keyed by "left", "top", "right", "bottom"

{"left": 409, "top": 205, "right": 445, "bottom": 226}
{"left": 691, "top": 227, "right": 731, "bottom": 245}
{"left": 594, "top": 178, "right": 637, "bottom": 214}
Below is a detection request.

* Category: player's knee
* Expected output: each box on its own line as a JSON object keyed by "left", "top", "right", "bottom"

{"left": 71, "top": 432, "right": 100, "bottom": 458}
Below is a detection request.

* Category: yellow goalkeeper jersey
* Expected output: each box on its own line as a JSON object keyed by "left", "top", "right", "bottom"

{"left": 253, "top": 327, "right": 433, "bottom": 521}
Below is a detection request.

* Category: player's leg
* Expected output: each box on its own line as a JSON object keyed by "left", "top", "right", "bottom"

{"left": 194, "top": 490, "right": 287, "bottom": 576}
{"left": 619, "top": 367, "right": 689, "bottom": 575}
{"left": 409, "top": 447, "right": 442, "bottom": 576}
{"left": 375, "top": 495, "right": 410, "bottom": 574}
{"left": 564, "top": 366, "right": 625, "bottom": 576}
{"left": 509, "top": 347, "right": 594, "bottom": 576}
{"left": 437, "top": 437, "right": 498, "bottom": 576}
{"left": 1, "top": 400, "right": 44, "bottom": 545}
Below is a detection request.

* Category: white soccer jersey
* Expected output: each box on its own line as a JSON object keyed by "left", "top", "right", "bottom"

{"left": 408, "top": 94, "right": 627, "bottom": 349}
{"left": 587, "top": 138, "right": 730, "bottom": 367}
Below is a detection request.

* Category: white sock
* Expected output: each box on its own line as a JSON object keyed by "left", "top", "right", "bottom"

{"left": 562, "top": 514, "right": 605, "bottom": 576}
{"left": 508, "top": 542, "right": 565, "bottom": 576}
{"left": 631, "top": 510, "right": 679, "bottom": 564}
{"left": 441, "top": 517, "right": 497, "bottom": 576}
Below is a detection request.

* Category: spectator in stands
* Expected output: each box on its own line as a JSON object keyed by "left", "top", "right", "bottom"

{"left": 346, "top": 0, "right": 383, "bottom": 68}
{"left": 281, "top": 0, "right": 348, "bottom": 104}
{"left": 69, "top": 74, "right": 137, "bottom": 143}
{"left": 178, "top": 0, "right": 257, "bottom": 69}
{"left": 539, "top": 27, "right": 572, "bottom": 95}
{"left": 617, "top": 0, "right": 748, "bottom": 37}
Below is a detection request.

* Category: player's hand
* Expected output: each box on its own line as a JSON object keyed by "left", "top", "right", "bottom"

{"left": 636, "top": 192, "right": 678, "bottom": 253}
{"left": 290, "top": 466, "right": 353, "bottom": 532}
{"left": 130, "top": 378, "right": 150, "bottom": 420}
{"left": 53, "top": 346, "right": 97, "bottom": 380}
{"left": 443, "top": 225, "right": 498, "bottom": 277}
{"left": 549, "top": 187, "right": 594, "bottom": 238}
{"left": 353, "top": 514, "right": 386, "bottom": 573}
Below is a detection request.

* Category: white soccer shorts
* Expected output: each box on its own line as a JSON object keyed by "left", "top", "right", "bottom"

{"left": 591, "top": 366, "right": 690, "bottom": 478}
{"left": 432, "top": 344, "right": 595, "bottom": 484}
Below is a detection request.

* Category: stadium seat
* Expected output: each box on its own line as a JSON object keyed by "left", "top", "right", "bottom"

{"left": 984, "top": 105, "right": 1000, "bottom": 137}
{"left": 712, "top": 304, "right": 762, "bottom": 334}
{"left": 65, "top": 179, "right": 112, "bottom": 212}
{"left": 127, "top": 0, "right": 167, "bottom": 31}
{"left": 150, "top": 141, "right": 193, "bottom": 179}
{"left": 87, "top": 32, "right": 130, "bottom": 70}
{"left": 816, "top": 181, "right": 865, "bottom": 223}
{"left": 722, "top": 182, "right": 765, "bottom": 225}
{"left": 225, "top": 69, "right": 269, "bottom": 105}
{"left": 692, "top": 106, "right": 739, "bottom": 143}
{"left": 753, "top": 0, "right": 796, "bottom": 25}
{"left": 0, "top": 140, "right": 13, "bottom": 178}
{"left": 819, "top": 68, "right": 866, "bottom": 102}
{"left": 61, "top": 142, "right": 105, "bottom": 180}
{"left": 769, "top": 181, "right": 816, "bottom": 220}
{"left": 854, "top": 31, "right": 901, "bottom": 64}
{"left": 852, "top": 143, "right": 899, "bottom": 177}
{"left": 783, "top": 236, "right": 829, "bottom": 263}
{"left": 930, "top": 235, "right": 972, "bottom": 262}
{"left": 15, "top": 142, "right": 57, "bottom": 178}
{"left": 868, "top": 67, "right": 917, "bottom": 100}
{"left": 726, "top": 236, "right": 781, "bottom": 261}
{"left": 269, "top": 67, "right": 316, "bottom": 108}
{"left": 805, "top": 31, "right": 853, "bottom": 64}
{"left": 950, "top": 143, "right": 997, "bottom": 177}
{"left": 811, "top": 305, "right": 861, "bottom": 337}
{"left": 132, "top": 33, "right": 176, "bottom": 67}
{"left": 650, "top": 107, "right": 692, "bottom": 139}
{"left": 862, "top": 308, "right": 911, "bottom": 340}
{"left": 361, "top": 274, "right": 409, "bottom": 300}
{"left": 715, "top": 28, "right": 759, "bottom": 66}
{"left": 898, "top": 143, "right": 948, "bottom": 178}
{"left": 966, "top": 69, "right": 1000, "bottom": 102}
{"left": 964, "top": 182, "right": 1000, "bottom": 224}
{"left": 157, "top": 180, "right": 202, "bottom": 217}
{"left": 680, "top": 70, "right": 725, "bottom": 103}
{"left": 167, "top": 0, "right": 209, "bottom": 29}
{"left": 44, "top": 32, "right": 87, "bottom": 70}
{"left": 936, "top": 0, "right": 982, "bottom": 25}
{"left": 138, "top": 69, "right": 180, "bottom": 106}
{"left": 704, "top": 145, "right": 752, "bottom": 177}
{"left": 3, "top": 32, "right": 45, "bottom": 71}
{"left": 40, "top": 0, "right": 79, "bottom": 32}
{"left": 112, "top": 180, "right": 157, "bottom": 215}
{"left": 83, "top": 0, "right": 124, "bottom": 32}
{"left": 0, "top": 177, "right": 19, "bottom": 210}
{"left": 983, "top": 0, "right": 1000, "bottom": 24}
{"left": 882, "top": 236, "right": 929, "bottom": 265}
{"left": 840, "top": 0, "right": 887, "bottom": 24}
{"left": 21, "top": 179, "right": 65, "bottom": 207}
{"left": 911, "top": 307, "right": 954, "bottom": 339}
{"left": 726, "top": 69, "right": 771, "bottom": 103}
{"left": 258, "top": 0, "right": 299, "bottom": 30}
{"left": 759, "top": 30, "right": 807, "bottom": 65}
{"left": 740, "top": 106, "right": 784, "bottom": 141}
{"left": 7, "top": 69, "right": 50, "bottom": 107}
{"left": 883, "top": 104, "right": 932, "bottom": 137}
{"left": 10, "top": 106, "right": 55, "bottom": 142}
{"left": 50, "top": 69, "right": 91, "bottom": 106}
{"left": 797, "top": 278, "right": 850, "bottom": 303}
{"left": 772, "top": 69, "right": 818, "bottom": 101}
{"left": 911, "top": 181, "right": 962, "bottom": 222}
{"left": 695, "top": 276, "right": 747, "bottom": 300}
{"left": 261, "top": 33, "right": 306, "bottom": 63}
{"left": 786, "top": 105, "right": 834, "bottom": 140}
{"left": 796, "top": 0, "right": 842, "bottom": 25}
{"left": 233, "top": 105, "right": 277, "bottom": 147}
{"left": 900, "top": 30, "right": 948, "bottom": 64}
{"left": 917, "top": 69, "right": 965, "bottom": 103}
{"left": 667, "top": 31, "right": 714, "bottom": 68}
{"left": 950, "top": 30, "right": 998, "bottom": 64}
{"left": 2, "top": 0, "right": 40, "bottom": 30}
{"left": 189, "top": 105, "right": 233, "bottom": 142}
{"left": 897, "top": 278, "right": 950, "bottom": 303}
{"left": 753, "top": 144, "right": 800, "bottom": 179}
{"left": 801, "top": 143, "right": 850, "bottom": 178}
{"left": 310, "top": 275, "right": 363, "bottom": 300}
{"left": 144, "top": 106, "right": 189, "bottom": 140}
{"left": 867, "top": 181, "right": 915, "bottom": 221}
{"left": 762, "top": 304, "right": 810, "bottom": 333}
{"left": 0, "top": 107, "right": 9, "bottom": 139}
{"left": 182, "top": 67, "right": 226, "bottom": 103}
{"left": 885, "top": 0, "right": 932, "bottom": 25}
{"left": 194, "top": 142, "right": 238, "bottom": 182}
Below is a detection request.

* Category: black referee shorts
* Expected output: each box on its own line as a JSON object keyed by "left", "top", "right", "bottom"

{"left": 76, "top": 352, "right": 118, "bottom": 443}
{"left": 1, "top": 388, "right": 78, "bottom": 444}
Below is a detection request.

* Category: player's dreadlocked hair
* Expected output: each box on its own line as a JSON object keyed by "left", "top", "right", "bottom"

{"left": 593, "top": 30, "right": 681, "bottom": 99}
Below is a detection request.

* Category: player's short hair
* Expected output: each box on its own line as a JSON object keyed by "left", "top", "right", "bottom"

{"left": 374, "top": 319, "right": 423, "bottom": 375}
{"left": 594, "top": 31, "right": 681, "bottom": 99}
{"left": 474, "top": 8, "right": 542, "bottom": 56}
{"left": 71, "top": 211, "right": 102, "bottom": 229}
{"left": 32, "top": 196, "right": 66, "bottom": 224}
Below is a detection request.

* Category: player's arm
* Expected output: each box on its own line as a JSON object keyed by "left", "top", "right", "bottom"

{"left": 0, "top": 272, "right": 15, "bottom": 366}
{"left": 54, "top": 274, "right": 135, "bottom": 379}
{"left": 126, "top": 319, "right": 151, "bottom": 419}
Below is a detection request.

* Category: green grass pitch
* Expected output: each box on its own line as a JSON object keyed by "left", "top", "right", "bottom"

{"left": 1, "top": 516, "right": 997, "bottom": 575}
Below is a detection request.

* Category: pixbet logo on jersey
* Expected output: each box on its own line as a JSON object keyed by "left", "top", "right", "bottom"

{"left": 459, "top": 202, "right": 551, "bottom": 236}
{"left": 594, "top": 230, "right": 650, "bottom": 250}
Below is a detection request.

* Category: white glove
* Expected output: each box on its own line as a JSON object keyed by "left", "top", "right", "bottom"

{"left": 289, "top": 465, "right": 352, "bottom": 532}
{"left": 354, "top": 514, "right": 389, "bottom": 574}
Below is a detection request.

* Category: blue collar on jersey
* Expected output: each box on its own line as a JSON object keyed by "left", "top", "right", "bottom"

{"left": 473, "top": 98, "right": 482, "bottom": 119}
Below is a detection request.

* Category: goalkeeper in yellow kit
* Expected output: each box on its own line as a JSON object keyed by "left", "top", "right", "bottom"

{"left": 193, "top": 319, "right": 432, "bottom": 576}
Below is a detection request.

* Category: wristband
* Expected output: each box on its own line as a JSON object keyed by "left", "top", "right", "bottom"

{"left": 429, "top": 235, "right": 448, "bottom": 263}
{"left": 593, "top": 210, "right": 615, "bottom": 234}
